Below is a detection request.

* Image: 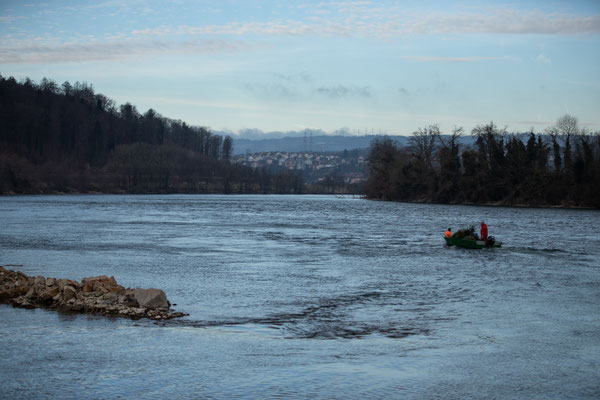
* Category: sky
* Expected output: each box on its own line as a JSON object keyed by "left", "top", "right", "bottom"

{"left": 1, "top": 0, "right": 599, "bottom": 136}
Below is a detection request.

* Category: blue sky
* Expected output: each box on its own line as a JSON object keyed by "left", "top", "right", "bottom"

{"left": 1, "top": 0, "right": 599, "bottom": 136}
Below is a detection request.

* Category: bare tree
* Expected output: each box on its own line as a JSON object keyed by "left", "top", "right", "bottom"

{"left": 556, "top": 114, "right": 579, "bottom": 136}
{"left": 410, "top": 125, "right": 440, "bottom": 170}
{"left": 554, "top": 114, "right": 580, "bottom": 173}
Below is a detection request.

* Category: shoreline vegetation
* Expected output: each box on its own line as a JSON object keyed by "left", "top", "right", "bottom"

{"left": 0, "top": 75, "right": 353, "bottom": 196}
{"left": 364, "top": 121, "right": 600, "bottom": 209}
{"left": 0, "top": 266, "right": 186, "bottom": 321}
{"left": 1, "top": 75, "right": 598, "bottom": 208}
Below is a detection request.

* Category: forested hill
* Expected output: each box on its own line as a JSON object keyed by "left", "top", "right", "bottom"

{"left": 365, "top": 122, "right": 600, "bottom": 208}
{"left": 0, "top": 75, "right": 304, "bottom": 194}
{"left": 232, "top": 135, "right": 390, "bottom": 154}
{"left": 230, "top": 133, "right": 481, "bottom": 155}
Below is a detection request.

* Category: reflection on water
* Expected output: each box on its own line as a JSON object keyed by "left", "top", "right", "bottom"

{"left": 1, "top": 195, "right": 599, "bottom": 399}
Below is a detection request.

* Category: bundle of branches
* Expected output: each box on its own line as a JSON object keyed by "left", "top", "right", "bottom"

{"left": 453, "top": 226, "right": 476, "bottom": 240}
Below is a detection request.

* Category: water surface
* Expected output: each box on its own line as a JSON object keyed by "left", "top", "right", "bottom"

{"left": 1, "top": 195, "right": 599, "bottom": 398}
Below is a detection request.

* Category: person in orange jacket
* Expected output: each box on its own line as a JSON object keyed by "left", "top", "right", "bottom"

{"left": 445, "top": 228, "right": 452, "bottom": 238}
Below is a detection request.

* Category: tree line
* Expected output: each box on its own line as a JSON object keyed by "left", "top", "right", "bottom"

{"left": 365, "top": 116, "right": 600, "bottom": 208}
{"left": 0, "top": 75, "right": 305, "bottom": 194}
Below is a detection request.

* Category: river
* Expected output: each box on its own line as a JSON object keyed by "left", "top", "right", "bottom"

{"left": 1, "top": 195, "right": 598, "bottom": 399}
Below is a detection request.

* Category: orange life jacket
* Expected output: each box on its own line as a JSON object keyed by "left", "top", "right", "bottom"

{"left": 445, "top": 230, "right": 452, "bottom": 238}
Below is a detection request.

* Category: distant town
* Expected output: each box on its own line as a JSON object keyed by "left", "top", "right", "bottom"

{"left": 233, "top": 151, "right": 368, "bottom": 185}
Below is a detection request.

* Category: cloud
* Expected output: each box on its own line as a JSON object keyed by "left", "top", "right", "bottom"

{"left": 179, "top": 21, "right": 320, "bottom": 37}
{"left": 404, "top": 56, "right": 501, "bottom": 63}
{"left": 176, "top": 7, "right": 600, "bottom": 38}
{"left": 566, "top": 80, "right": 600, "bottom": 89}
{"left": 407, "top": 10, "right": 600, "bottom": 36}
{"left": 243, "top": 82, "right": 300, "bottom": 100}
{"left": 274, "top": 72, "right": 312, "bottom": 83}
{"left": 2, "top": 3, "right": 597, "bottom": 66}
{"left": 0, "top": 15, "right": 26, "bottom": 23}
{"left": 139, "top": 96, "right": 270, "bottom": 112}
{"left": 131, "top": 27, "right": 173, "bottom": 37}
{"left": 316, "top": 85, "right": 370, "bottom": 98}
{"left": 0, "top": 39, "right": 249, "bottom": 64}
{"left": 536, "top": 53, "right": 551, "bottom": 64}
{"left": 318, "top": 1, "right": 374, "bottom": 7}
{"left": 242, "top": 73, "right": 314, "bottom": 100}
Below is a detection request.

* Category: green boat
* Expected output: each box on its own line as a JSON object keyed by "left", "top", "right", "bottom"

{"left": 444, "top": 236, "right": 502, "bottom": 249}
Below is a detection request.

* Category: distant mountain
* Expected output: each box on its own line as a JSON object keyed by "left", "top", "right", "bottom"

{"left": 231, "top": 135, "right": 408, "bottom": 154}
{"left": 231, "top": 134, "right": 479, "bottom": 155}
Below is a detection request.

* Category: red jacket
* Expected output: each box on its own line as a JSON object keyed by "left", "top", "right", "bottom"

{"left": 481, "top": 224, "right": 488, "bottom": 241}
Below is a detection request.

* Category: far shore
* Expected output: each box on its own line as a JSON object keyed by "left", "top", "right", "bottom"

{"left": 2, "top": 191, "right": 596, "bottom": 210}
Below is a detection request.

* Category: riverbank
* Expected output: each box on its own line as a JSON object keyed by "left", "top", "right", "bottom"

{"left": 364, "top": 195, "right": 599, "bottom": 210}
{"left": 2, "top": 191, "right": 595, "bottom": 210}
{"left": 0, "top": 266, "right": 186, "bottom": 320}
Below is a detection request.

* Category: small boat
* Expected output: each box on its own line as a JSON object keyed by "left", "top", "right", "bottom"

{"left": 444, "top": 236, "right": 502, "bottom": 249}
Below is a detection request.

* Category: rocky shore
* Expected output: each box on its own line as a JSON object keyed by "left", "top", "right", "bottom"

{"left": 0, "top": 266, "right": 186, "bottom": 320}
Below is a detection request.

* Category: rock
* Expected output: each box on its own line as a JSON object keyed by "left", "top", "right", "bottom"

{"left": 39, "top": 286, "right": 60, "bottom": 302}
{"left": 72, "top": 301, "right": 83, "bottom": 311}
{"left": 133, "top": 288, "right": 169, "bottom": 309}
{"left": 121, "top": 295, "right": 138, "bottom": 308}
{"left": 108, "top": 285, "right": 125, "bottom": 295}
{"left": 102, "top": 292, "right": 117, "bottom": 302}
{"left": 64, "top": 279, "right": 79, "bottom": 288}
{"left": 63, "top": 286, "right": 77, "bottom": 302}
{"left": 102, "top": 276, "right": 118, "bottom": 286}
{"left": 0, "top": 286, "right": 28, "bottom": 301}
{"left": 12, "top": 296, "right": 36, "bottom": 309}
{"left": 1, "top": 267, "right": 184, "bottom": 321}
{"left": 81, "top": 275, "right": 109, "bottom": 285}
{"left": 26, "top": 286, "right": 37, "bottom": 299}
{"left": 82, "top": 283, "right": 94, "bottom": 293}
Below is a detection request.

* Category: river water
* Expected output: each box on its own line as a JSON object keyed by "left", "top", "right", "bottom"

{"left": 0, "top": 195, "right": 598, "bottom": 399}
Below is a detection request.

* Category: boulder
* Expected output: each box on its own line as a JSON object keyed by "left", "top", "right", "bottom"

{"left": 62, "top": 285, "right": 77, "bottom": 302}
{"left": 0, "top": 286, "right": 28, "bottom": 301}
{"left": 1, "top": 267, "right": 186, "bottom": 320}
{"left": 119, "top": 294, "right": 139, "bottom": 308}
{"left": 71, "top": 300, "right": 83, "bottom": 311}
{"left": 133, "top": 288, "right": 169, "bottom": 309}
{"left": 25, "top": 286, "right": 37, "bottom": 299}
{"left": 108, "top": 285, "right": 125, "bottom": 295}
{"left": 64, "top": 279, "right": 79, "bottom": 288}
{"left": 82, "top": 282, "right": 95, "bottom": 292}
{"left": 11, "top": 296, "right": 35, "bottom": 309}
{"left": 81, "top": 275, "right": 109, "bottom": 285}
{"left": 102, "top": 292, "right": 117, "bottom": 302}
{"left": 39, "top": 286, "right": 60, "bottom": 302}
{"left": 102, "top": 276, "right": 118, "bottom": 286}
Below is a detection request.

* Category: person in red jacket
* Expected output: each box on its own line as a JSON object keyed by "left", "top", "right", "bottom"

{"left": 480, "top": 221, "right": 488, "bottom": 242}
